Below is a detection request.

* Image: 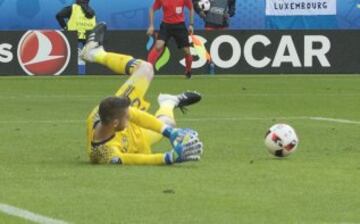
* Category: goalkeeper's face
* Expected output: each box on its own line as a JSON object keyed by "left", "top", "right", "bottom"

{"left": 112, "top": 108, "right": 130, "bottom": 132}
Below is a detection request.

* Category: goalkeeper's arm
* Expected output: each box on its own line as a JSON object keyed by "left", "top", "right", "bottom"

{"left": 113, "top": 142, "right": 202, "bottom": 165}
{"left": 111, "top": 129, "right": 203, "bottom": 165}
{"left": 129, "top": 107, "right": 195, "bottom": 147}
{"left": 129, "top": 107, "right": 172, "bottom": 136}
{"left": 127, "top": 108, "right": 203, "bottom": 164}
{"left": 113, "top": 153, "right": 168, "bottom": 165}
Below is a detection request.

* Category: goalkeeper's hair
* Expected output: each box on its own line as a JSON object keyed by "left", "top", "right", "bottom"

{"left": 98, "top": 96, "right": 131, "bottom": 125}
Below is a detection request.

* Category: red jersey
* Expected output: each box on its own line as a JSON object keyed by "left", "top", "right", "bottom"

{"left": 152, "top": 0, "right": 193, "bottom": 24}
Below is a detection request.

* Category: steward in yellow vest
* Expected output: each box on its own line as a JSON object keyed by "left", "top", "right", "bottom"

{"left": 56, "top": 0, "right": 96, "bottom": 43}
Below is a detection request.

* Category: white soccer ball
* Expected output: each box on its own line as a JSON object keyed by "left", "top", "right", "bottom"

{"left": 264, "top": 124, "right": 299, "bottom": 157}
{"left": 198, "top": 0, "right": 211, "bottom": 11}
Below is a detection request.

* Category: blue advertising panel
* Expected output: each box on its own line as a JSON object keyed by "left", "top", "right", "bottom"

{"left": 0, "top": 0, "right": 359, "bottom": 30}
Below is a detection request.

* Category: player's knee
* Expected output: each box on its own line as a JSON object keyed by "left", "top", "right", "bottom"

{"left": 183, "top": 47, "right": 191, "bottom": 55}
{"left": 155, "top": 41, "right": 164, "bottom": 51}
{"left": 138, "top": 61, "right": 154, "bottom": 80}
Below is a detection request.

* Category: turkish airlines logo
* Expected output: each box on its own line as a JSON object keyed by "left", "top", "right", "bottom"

{"left": 17, "top": 30, "right": 70, "bottom": 76}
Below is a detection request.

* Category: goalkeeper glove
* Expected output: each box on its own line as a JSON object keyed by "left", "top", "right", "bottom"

{"left": 162, "top": 127, "right": 197, "bottom": 147}
{"left": 164, "top": 128, "right": 203, "bottom": 164}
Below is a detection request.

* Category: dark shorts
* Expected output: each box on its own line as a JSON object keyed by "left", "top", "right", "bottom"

{"left": 158, "top": 22, "right": 190, "bottom": 49}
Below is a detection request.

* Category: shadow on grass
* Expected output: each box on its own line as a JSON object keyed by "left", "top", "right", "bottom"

{"left": 34, "top": 158, "right": 203, "bottom": 170}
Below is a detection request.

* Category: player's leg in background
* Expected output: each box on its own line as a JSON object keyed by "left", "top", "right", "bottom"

{"left": 183, "top": 46, "right": 193, "bottom": 78}
{"left": 147, "top": 40, "right": 166, "bottom": 66}
{"left": 147, "top": 23, "right": 168, "bottom": 66}
{"left": 173, "top": 23, "right": 192, "bottom": 78}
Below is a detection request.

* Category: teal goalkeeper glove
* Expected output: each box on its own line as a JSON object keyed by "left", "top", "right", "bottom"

{"left": 164, "top": 128, "right": 203, "bottom": 164}
{"left": 162, "top": 127, "right": 181, "bottom": 147}
{"left": 162, "top": 127, "right": 198, "bottom": 147}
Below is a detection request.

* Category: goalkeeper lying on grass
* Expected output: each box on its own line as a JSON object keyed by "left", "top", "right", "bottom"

{"left": 81, "top": 23, "right": 203, "bottom": 165}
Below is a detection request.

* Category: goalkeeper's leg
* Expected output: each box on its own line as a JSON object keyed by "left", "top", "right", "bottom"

{"left": 80, "top": 22, "right": 141, "bottom": 76}
{"left": 143, "top": 98, "right": 177, "bottom": 146}
{"left": 81, "top": 22, "right": 154, "bottom": 111}
{"left": 143, "top": 91, "right": 202, "bottom": 146}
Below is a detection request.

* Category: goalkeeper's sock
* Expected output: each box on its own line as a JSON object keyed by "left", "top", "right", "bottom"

{"left": 157, "top": 94, "right": 179, "bottom": 108}
{"left": 147, "top": 47, "right": 163, "bottom": 65}
{"left": 80, "top": 22, "right": 106, "bottom": 62}
{"left": 156, "top": 94, "right": 178, "bottom": 126}
{"left": 93, "top": 49, "right": 107, "bottom": 64}
{"left": 155, "top": 106, "right": 176, "bottom": 127}
{"left": 94, "top": 52, "right": 134, "bottom": 75}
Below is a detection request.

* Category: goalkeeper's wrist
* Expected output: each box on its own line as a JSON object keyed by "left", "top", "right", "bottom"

{"left": 164, "top": 151, "right": 174, "bottom": 165}
{"left": 162, "top": 126, "right": 173, "bottom": 139}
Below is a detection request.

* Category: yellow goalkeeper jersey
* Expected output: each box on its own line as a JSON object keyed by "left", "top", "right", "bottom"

{"left": 86, "top": 106, "right": 166, "bottom": 165}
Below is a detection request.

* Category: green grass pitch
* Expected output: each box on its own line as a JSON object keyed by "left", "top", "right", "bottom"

{"left": 0, "top": 75, "right": 360, "bottom": 224}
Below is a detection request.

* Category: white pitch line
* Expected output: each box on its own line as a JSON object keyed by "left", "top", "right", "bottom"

{"left": 309, "top": 117, "right": 360, "bottom": 125}
{"left": 0, "top": 203, "right": 69, "bottom": 224}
